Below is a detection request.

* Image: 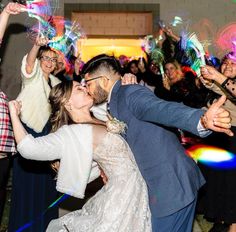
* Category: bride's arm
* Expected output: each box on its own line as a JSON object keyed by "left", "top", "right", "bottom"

{"left": 91, "top": 124, "right": 108, "bottom": 183}
{"left": 9, "top": 100, "right": 63, "bottom": 161}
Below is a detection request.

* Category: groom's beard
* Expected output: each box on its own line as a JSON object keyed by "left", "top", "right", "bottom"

{"left": 93, "top": 83, "right": 108, "bottom": 105}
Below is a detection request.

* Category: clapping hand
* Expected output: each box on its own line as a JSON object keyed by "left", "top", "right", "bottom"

{"left": 203, "top": 95, "right": 233, "bottom": 136}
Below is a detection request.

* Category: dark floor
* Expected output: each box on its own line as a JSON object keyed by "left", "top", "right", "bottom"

{"left": 0, "top": 176, "right": 104, "bottom": 232}
{"left": 0, "top": 175, "right": 213, "bottom": 232}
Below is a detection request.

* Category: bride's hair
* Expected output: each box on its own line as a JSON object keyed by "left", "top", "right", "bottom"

{"left": 49, "top": 80, "right": 75, "bottom": 132}
{"left": 49, "top": 80, "right": 76, "bottom": 173}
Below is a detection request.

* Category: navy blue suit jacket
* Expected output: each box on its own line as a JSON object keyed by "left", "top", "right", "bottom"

{"left": 109, "top": 81, "right": 205, "bottom": 218}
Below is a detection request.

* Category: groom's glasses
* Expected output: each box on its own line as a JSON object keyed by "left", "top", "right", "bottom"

{"left": 80, "top": 75, "right": 105, "bottom": 87}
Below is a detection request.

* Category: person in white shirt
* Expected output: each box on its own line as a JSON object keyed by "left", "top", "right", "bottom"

{"left": 9, "top": 36, "right": 60, "bottom": 231}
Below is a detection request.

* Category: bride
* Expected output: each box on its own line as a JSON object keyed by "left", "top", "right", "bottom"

{"left": 9, "top": 80, "right": 151, "bottom": 232}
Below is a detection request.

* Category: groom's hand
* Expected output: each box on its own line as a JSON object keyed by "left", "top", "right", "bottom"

{"left": 99, "top": 166, "right": 108, "bottom": 184}
{"left": 201, "top": 95, "right": 233, "bottom": 136}
{"left": 121, "top": 73, "right": 137, "bottom": 85}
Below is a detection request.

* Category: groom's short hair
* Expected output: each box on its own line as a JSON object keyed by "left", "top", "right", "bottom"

{"left": 82, "top": 54, "right": 122, "bottom": 77}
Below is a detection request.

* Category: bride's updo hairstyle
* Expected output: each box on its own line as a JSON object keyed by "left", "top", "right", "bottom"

{"left": 49, "top": 80, "right": 75, "bottom": 132}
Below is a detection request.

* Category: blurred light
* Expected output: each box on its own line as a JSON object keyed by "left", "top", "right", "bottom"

{"left": 77, "top": 38, "right": 145, "bottom": 62}
{"left": 186, "top": 144, "right": 236, "bottom": 169}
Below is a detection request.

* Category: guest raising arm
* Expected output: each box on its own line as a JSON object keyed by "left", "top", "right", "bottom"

{"left": 201, "top": 64, "right": 236, "bottom": 98}
{"left": 0, "top": 2, "right": 25, "bottom": 43}
{"left": 8, "top": 36, "right": 60, "bottom": 232}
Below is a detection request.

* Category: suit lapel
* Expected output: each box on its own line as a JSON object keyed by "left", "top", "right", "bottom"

{"left": 109, "top": 80, "right": 121, "bottom": 119}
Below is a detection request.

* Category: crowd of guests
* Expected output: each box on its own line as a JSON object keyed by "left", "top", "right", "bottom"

{"left": 0, "top": 2, "right": 236, "bottom": 232}
{"left": 119, "top": 29, "right": 236, "bottom": 232}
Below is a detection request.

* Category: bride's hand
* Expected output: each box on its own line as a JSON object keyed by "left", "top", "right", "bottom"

{"left": 8, "top": 100, "right": 22, "bottom": 116}
{"left": 51, "top": 160, "right": 60, "bottom": 174}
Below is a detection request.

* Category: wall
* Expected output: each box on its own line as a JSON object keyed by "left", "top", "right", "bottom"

{"left": 0, "top": 0, "right": 33, "bottom": 98}
{"left": 1, "top": 0, "right": 236, "bottom": 98}
{"left": 62, "top": 0, "right": 236, "bottom": 55}
{"left": 61, "top": 0, "right": 236, "bottom": 30}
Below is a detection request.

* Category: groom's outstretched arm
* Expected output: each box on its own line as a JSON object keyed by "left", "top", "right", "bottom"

{"left": 124, "top": 85, "right": 232, "bottom": 136}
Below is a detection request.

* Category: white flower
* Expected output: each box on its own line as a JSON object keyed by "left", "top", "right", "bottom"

{"left": 106, "top": 115, "right": 127, "bottom": 134}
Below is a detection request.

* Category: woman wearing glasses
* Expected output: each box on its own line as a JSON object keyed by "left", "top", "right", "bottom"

{"left": 8, "top": 36, "right": 60, "bottom": 232}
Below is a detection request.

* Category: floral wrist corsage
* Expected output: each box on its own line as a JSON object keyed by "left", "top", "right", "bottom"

{"left": 106, "top": 113, "right": 127, "bottom": 134}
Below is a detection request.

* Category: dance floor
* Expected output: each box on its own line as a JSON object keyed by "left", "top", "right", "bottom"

{"left": 0, "top": 175, "right": 213, "bottom": 232}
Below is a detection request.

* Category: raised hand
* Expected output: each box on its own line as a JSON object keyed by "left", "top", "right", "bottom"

{"left": 200, "top": 65, "right": 220, "bottom": 81}
{"left": 162, "top": 27, "right": 174, "bottom": 37}
{"left": 162, "top": 27, "right": 180, "bottom": 42}
{"left": 0, "top": 2, "right": 26, "bottom": 42}
{"left": 3, "top": 2, "right": 26, "bottom": 15}
{"left": 200, "top": 65, "right": 230, "bottom": 88}
{"left": 163, "top": 74, "right": 171, "bottom": 90}
{"left": 35, "top": 36, "right": 49, "bottom": 47}
{"left": 203, "top": 95, "right": 233, "bottom": 136}
{"left": 199, "top": 75, "right": 213, "bottom": 87}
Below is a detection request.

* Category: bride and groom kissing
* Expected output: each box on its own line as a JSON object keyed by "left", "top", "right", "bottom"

{"left": 9, "top": 54, "right": 232, "bottom": 231}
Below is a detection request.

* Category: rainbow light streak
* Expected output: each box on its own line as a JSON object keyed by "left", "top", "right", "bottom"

{"left": 24, "top": 0, "right": 57, "bottom": 39}
{"left": 180, "top": 30, "right": 188, "bottom": 50}
{"left": 48, "top": 20, "right": 84, "bottom": 63}
{"left": 191, "top": 59, "right": 201, "bottom": 73}
{"left": 48, "top": 193, "right": 70, "bottom": 208}
{"left": 151, "top": 48, "right": 164, "bottom": 65}
{"left": 16, "top": 222, "right": 33, "bottom": 232}
{"left": 170, "top": 16, "right": 183, "bottom": 27}
{"left": 25, "top": 0, "right": 51, "bottom": 19}
{"left": 179, "top": 32, "right": 206, "bottom": 76}
{"left": 186, "top": 144, "right": 236, "bottom": 169}
{"left": 141, "top": 35, "right": 156, "bottom": 54}
{"left": 158, "top": 20, "right": 166, "bottom": 29}
{"left": 227, "top": 40, "right": 236, "bottom": 62}
{"left": 16, "top": 194, "right": 70, "bottom": 232}
{"left": 189, "top": 33, "right": 205, "bottom": 63}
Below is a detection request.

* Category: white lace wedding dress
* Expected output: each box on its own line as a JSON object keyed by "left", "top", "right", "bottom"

{"left": 46, "top": 132, "right": 151, "bottom": 232}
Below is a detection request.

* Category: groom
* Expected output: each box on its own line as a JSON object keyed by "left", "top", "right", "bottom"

{"left": 82, "top": 54, "right": 232, "bottom": 232}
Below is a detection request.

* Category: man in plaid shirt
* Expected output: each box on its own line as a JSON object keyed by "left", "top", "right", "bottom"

{"left": 0, "top": 91, "right": 15, "bottom": 153}
{"left": 0, "top": 91, "right": 16, "bottom": 225}
{"left": 0, "top": 1, "right": 25, "bottom": 226}
{"left": 0, "top": 1, "right": 26, "bottom": 226}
